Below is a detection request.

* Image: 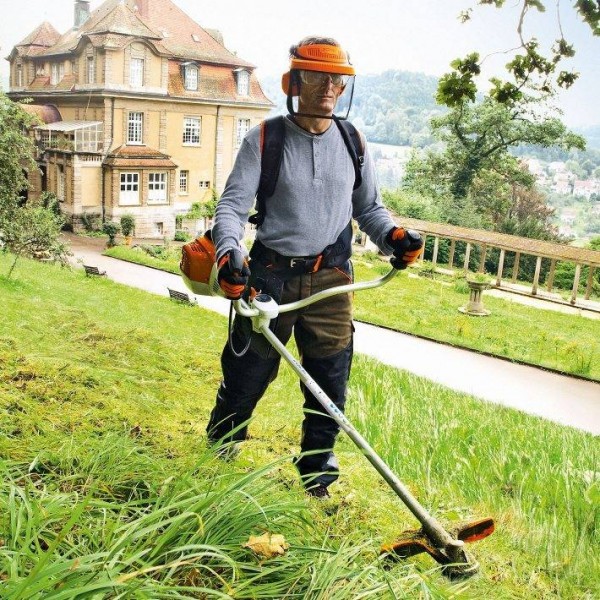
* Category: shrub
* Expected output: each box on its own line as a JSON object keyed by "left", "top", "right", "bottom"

{"left": 102, "top": 222, "right": 120, "bottom": 247}
{"left": 81, "top": 213, "right": 101, "bottom": 232}
{"left": 174, "top": 231, "right": 192, "bottom": 242}
{"left": 120, "top": 214, "right": 136, "bottom": 238}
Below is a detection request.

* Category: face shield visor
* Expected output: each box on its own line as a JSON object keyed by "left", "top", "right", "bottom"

{"left": 281, "top": 44, "right": 356, "bottom": 120}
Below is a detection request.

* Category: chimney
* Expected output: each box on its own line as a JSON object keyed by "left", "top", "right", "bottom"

{"left": 136, "top": 0, "right": 149, "bottom": 18}
{"left": 74, "top": 0, "right": 90, "bottom": 29}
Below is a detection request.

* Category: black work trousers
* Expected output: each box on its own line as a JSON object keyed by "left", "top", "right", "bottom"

{"left": 207, "top": 261, "right": 354, "bottom": 488}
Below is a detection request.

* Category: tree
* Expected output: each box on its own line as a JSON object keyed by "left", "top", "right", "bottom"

{"left": 441, "top": 1, "right": 600, "bottom": 109}
{"left": 1, "top": 193, "right": 69, "bottom": 278}
{"left": 429, "top": 98, "right": 584, "bottom": 198}
{"left": 0, "top": 93, "right": 70, "bottom": 278}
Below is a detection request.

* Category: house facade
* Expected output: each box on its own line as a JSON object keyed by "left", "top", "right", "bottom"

{"left": 6, "top": 0, "right": 272, "bottom": 238}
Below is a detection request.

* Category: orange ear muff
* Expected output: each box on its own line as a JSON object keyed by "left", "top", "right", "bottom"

{"left": 281, "top": 71, "right": 299, "bottom": 96}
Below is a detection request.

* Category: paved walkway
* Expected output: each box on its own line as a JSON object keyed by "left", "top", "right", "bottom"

{"left": 64, "top": 234, "right": 600, "bottom": 436}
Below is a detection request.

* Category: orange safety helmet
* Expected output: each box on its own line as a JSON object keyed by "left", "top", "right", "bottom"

{"left": 281, "top": 43, "right": 356, "bottom": 96}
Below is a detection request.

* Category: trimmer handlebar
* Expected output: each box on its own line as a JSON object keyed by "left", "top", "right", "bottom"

{"left": 233, "top": 264, "right": 399, "bottom": 318}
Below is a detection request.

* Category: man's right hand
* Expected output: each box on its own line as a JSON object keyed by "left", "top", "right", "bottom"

{"left": 217, "top": 249, "right": 250, "bottom": 299}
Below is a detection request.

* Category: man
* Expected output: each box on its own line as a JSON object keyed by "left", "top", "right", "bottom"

{"left": 209, "top": 36, "right": 423, "bottom": 498}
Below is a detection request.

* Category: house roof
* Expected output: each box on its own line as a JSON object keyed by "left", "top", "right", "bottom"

{"left": 35, "top": 120, "right": 102, "bottom": 132}
{"left": 20, "top": 104, "right": 62, "bottom": 125}
{"left": 34, "top": 0, "right": 254, "bottom": 68}
{"left": 104, "top": 144, "right": 177, "bottom": 168}
{"left": 168, "top": 61, "right": 271, "bottom": 105}
{"left": 15, "top": 21, "right": 61, "bottom": 49}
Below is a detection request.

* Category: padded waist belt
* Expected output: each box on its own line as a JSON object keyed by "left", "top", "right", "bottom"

{"left": 250, "top": 222, "right": 353, "bottom": 275}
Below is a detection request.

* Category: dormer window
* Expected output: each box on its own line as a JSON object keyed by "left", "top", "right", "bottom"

{"left": 183, "top": 64, "right": 198, "bottom": 91}
{"left": 235, "top": 69, "right": 250, "bottom": 96}
{"left": 50, "top": 63, "right": 64, "bottom": 86}
{"left": 16, "top": 64, "right": 23, "bottom": 87}
{"left": 130, "top": 57, "right": 144, "bottom": 88}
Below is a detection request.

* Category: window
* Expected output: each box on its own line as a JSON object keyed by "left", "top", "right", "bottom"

{"left": 130, "top": 57, "right": 144, "bottom": 87}
{"left": 182, "top": 117, "right": 201, "bottom": 145}
{"left": 184, "top": 65, "right": 198, "bottom": 91}
{"left": 127, "top": 112, "right": 143, "bottom": 144}
{"left": 87, "top": 56, "right": 95, "bottom": 84}
{"left": 199, "top": 180, "right": 210, "bottom": 189}
{"left": 179, "top": 170, "right": 189, "bottom": 193}
{"left": 50, "top": 63, "right": 64, "bottom": 85}
{"left": 119, "top": 172, "right": 140, "bottom": 205}
{"left": 236, "top": 70, "right": 249, "bottom": 96}
{"left": 236, "top": 118, "right": 251, "bottom": 147}
{"left": 16, "top": 65, "right": 23, "bottom": 87}
{"left": 148, "top": 172, "right": 168, "bottom": 204}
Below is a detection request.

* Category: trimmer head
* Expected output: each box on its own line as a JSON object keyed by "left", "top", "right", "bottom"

{"left": 381, "top": 517, "right": 495, "bottom": 579}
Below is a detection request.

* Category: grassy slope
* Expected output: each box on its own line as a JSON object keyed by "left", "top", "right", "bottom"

{"left": 1, "top": 255, "right": 599, "bottom": 598}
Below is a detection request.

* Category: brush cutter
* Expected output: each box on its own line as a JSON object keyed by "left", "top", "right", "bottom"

{"left": 180, "top": 239, "right": 494, "bottom": 577}
{"left": 231, "top": 265, "right": 494, "bottom": 579}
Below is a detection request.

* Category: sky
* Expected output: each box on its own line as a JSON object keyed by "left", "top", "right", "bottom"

{"left": 1, "top": 0, "right": 598, "bottom": 127}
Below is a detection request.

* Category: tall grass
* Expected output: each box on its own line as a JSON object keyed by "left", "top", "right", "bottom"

{"left": 1, "top": 254, "right": 599, "bottom": 598}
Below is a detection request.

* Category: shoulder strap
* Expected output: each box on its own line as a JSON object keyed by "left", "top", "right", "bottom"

{"left": 334, "top": 116, "right": 365, "bottom": 190}
{"left": 249, "top": 115, "right": 365, "bottom": 227}
{"left": 249, "top": 115, "right": 286, "bottom": 226}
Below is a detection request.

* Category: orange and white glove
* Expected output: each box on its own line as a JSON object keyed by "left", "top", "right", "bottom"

{"left": 386, "top": 227, "right": 423, "bottom": 270}
{"left": 217, "top": 249, "right": 250, "bottom": 299}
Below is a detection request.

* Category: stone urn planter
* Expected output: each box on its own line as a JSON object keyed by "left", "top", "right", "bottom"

{"left": 459, "top": 278, "right": 491, "bottom": 316}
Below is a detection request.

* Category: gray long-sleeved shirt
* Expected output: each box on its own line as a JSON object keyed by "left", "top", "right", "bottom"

{"left": 213, "top": 116, "right": 395, "bottom": 259}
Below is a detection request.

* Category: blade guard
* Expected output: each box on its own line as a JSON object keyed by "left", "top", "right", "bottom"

{"left": 381, "top": 517, "right": 495, "bottom": 573}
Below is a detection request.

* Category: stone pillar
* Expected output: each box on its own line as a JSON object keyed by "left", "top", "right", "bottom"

{"left": 448, "top": 239, "right": 456, "bottom": 268}
{"left": 432, "top": 236, "right": 439, "bottom": 267}
{"left": 532, "top": 256, "right": 542, "bottom": 295}
{"left": 512, "top": 252, "right": 520, "bottom": 283}
{"left": 546, "top": 259, "right": 556, "bottom": 292}
{"left": 585, "top": 266, "right": 596, "bottom": 300}
{"left": 571, "top": 263, "right": 582, "bottom": 305}
{"left": 478, "top": 244, "right": 487, "bottom": 273}
{"left": 496, "top": 249, "right": 505, "bottom": 287}
{"left": 463, "top": 243, "right": 471, "bottom": 271}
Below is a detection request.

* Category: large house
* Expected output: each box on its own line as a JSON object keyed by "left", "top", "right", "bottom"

{"left": 6, "top": 0, "right": 272, "bottom": 237}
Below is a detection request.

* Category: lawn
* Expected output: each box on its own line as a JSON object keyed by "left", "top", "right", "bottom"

{"left": 0, "top": 254, "right": 598, "bottom": 598}
{"left": 105, "top": 243, "right": 600, "bottom": 381}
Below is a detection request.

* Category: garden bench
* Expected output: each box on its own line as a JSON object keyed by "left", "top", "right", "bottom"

{"left": 83, "top": 265, "right": 107, "bottom": 277}
{"left": 167, "top": 288, "right": 197, "bottom": 305}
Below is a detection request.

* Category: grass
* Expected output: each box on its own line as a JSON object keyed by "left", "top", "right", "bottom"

{"left": 104, "top": 243, "right": 600, "bottom": 381}
{"left": 351, "top": 258, "right": 600, "bottom": 380}
{"left": 0, "top": 253, "right": 599, "bottom": 598}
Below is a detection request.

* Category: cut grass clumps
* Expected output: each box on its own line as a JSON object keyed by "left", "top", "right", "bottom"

{"left": 1, "top": 253, "right": 599, "bottom": 598}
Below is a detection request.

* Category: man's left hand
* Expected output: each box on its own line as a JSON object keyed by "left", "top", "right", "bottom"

{"left": 386, "top": 227, "right": 423, "bottom": 269}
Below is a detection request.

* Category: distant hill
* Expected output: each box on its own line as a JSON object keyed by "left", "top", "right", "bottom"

{"left": 259, "top": 69, "right": 443, "bottom": 148}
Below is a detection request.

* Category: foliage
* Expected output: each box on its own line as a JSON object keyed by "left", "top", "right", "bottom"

{"left": 174, "top": 230, "right": 192, "bottom": 242}
{"left": 119, "top": 213, "right": 135, "bottom": 238}
{"left": 444, "top": 0, "right": 600, "bottom": 108}
{"left": 80, "top": 212, "right": 101, "bottom": 232}
{"left": 0, "top": 93, "right": 37, "bottom": 206}
{"left": 102, "top": 221, "right": 120, "bottom": 247}
{"left": 0, "top": 195, "right": 70, "bottom": 279}
{"left": 0, "top": 94, "right": 70, "bottom": 278}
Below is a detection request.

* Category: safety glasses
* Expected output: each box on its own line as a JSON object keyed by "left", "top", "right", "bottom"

{"left": 299, "top": 70, "right": 350, "bottom": 87}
